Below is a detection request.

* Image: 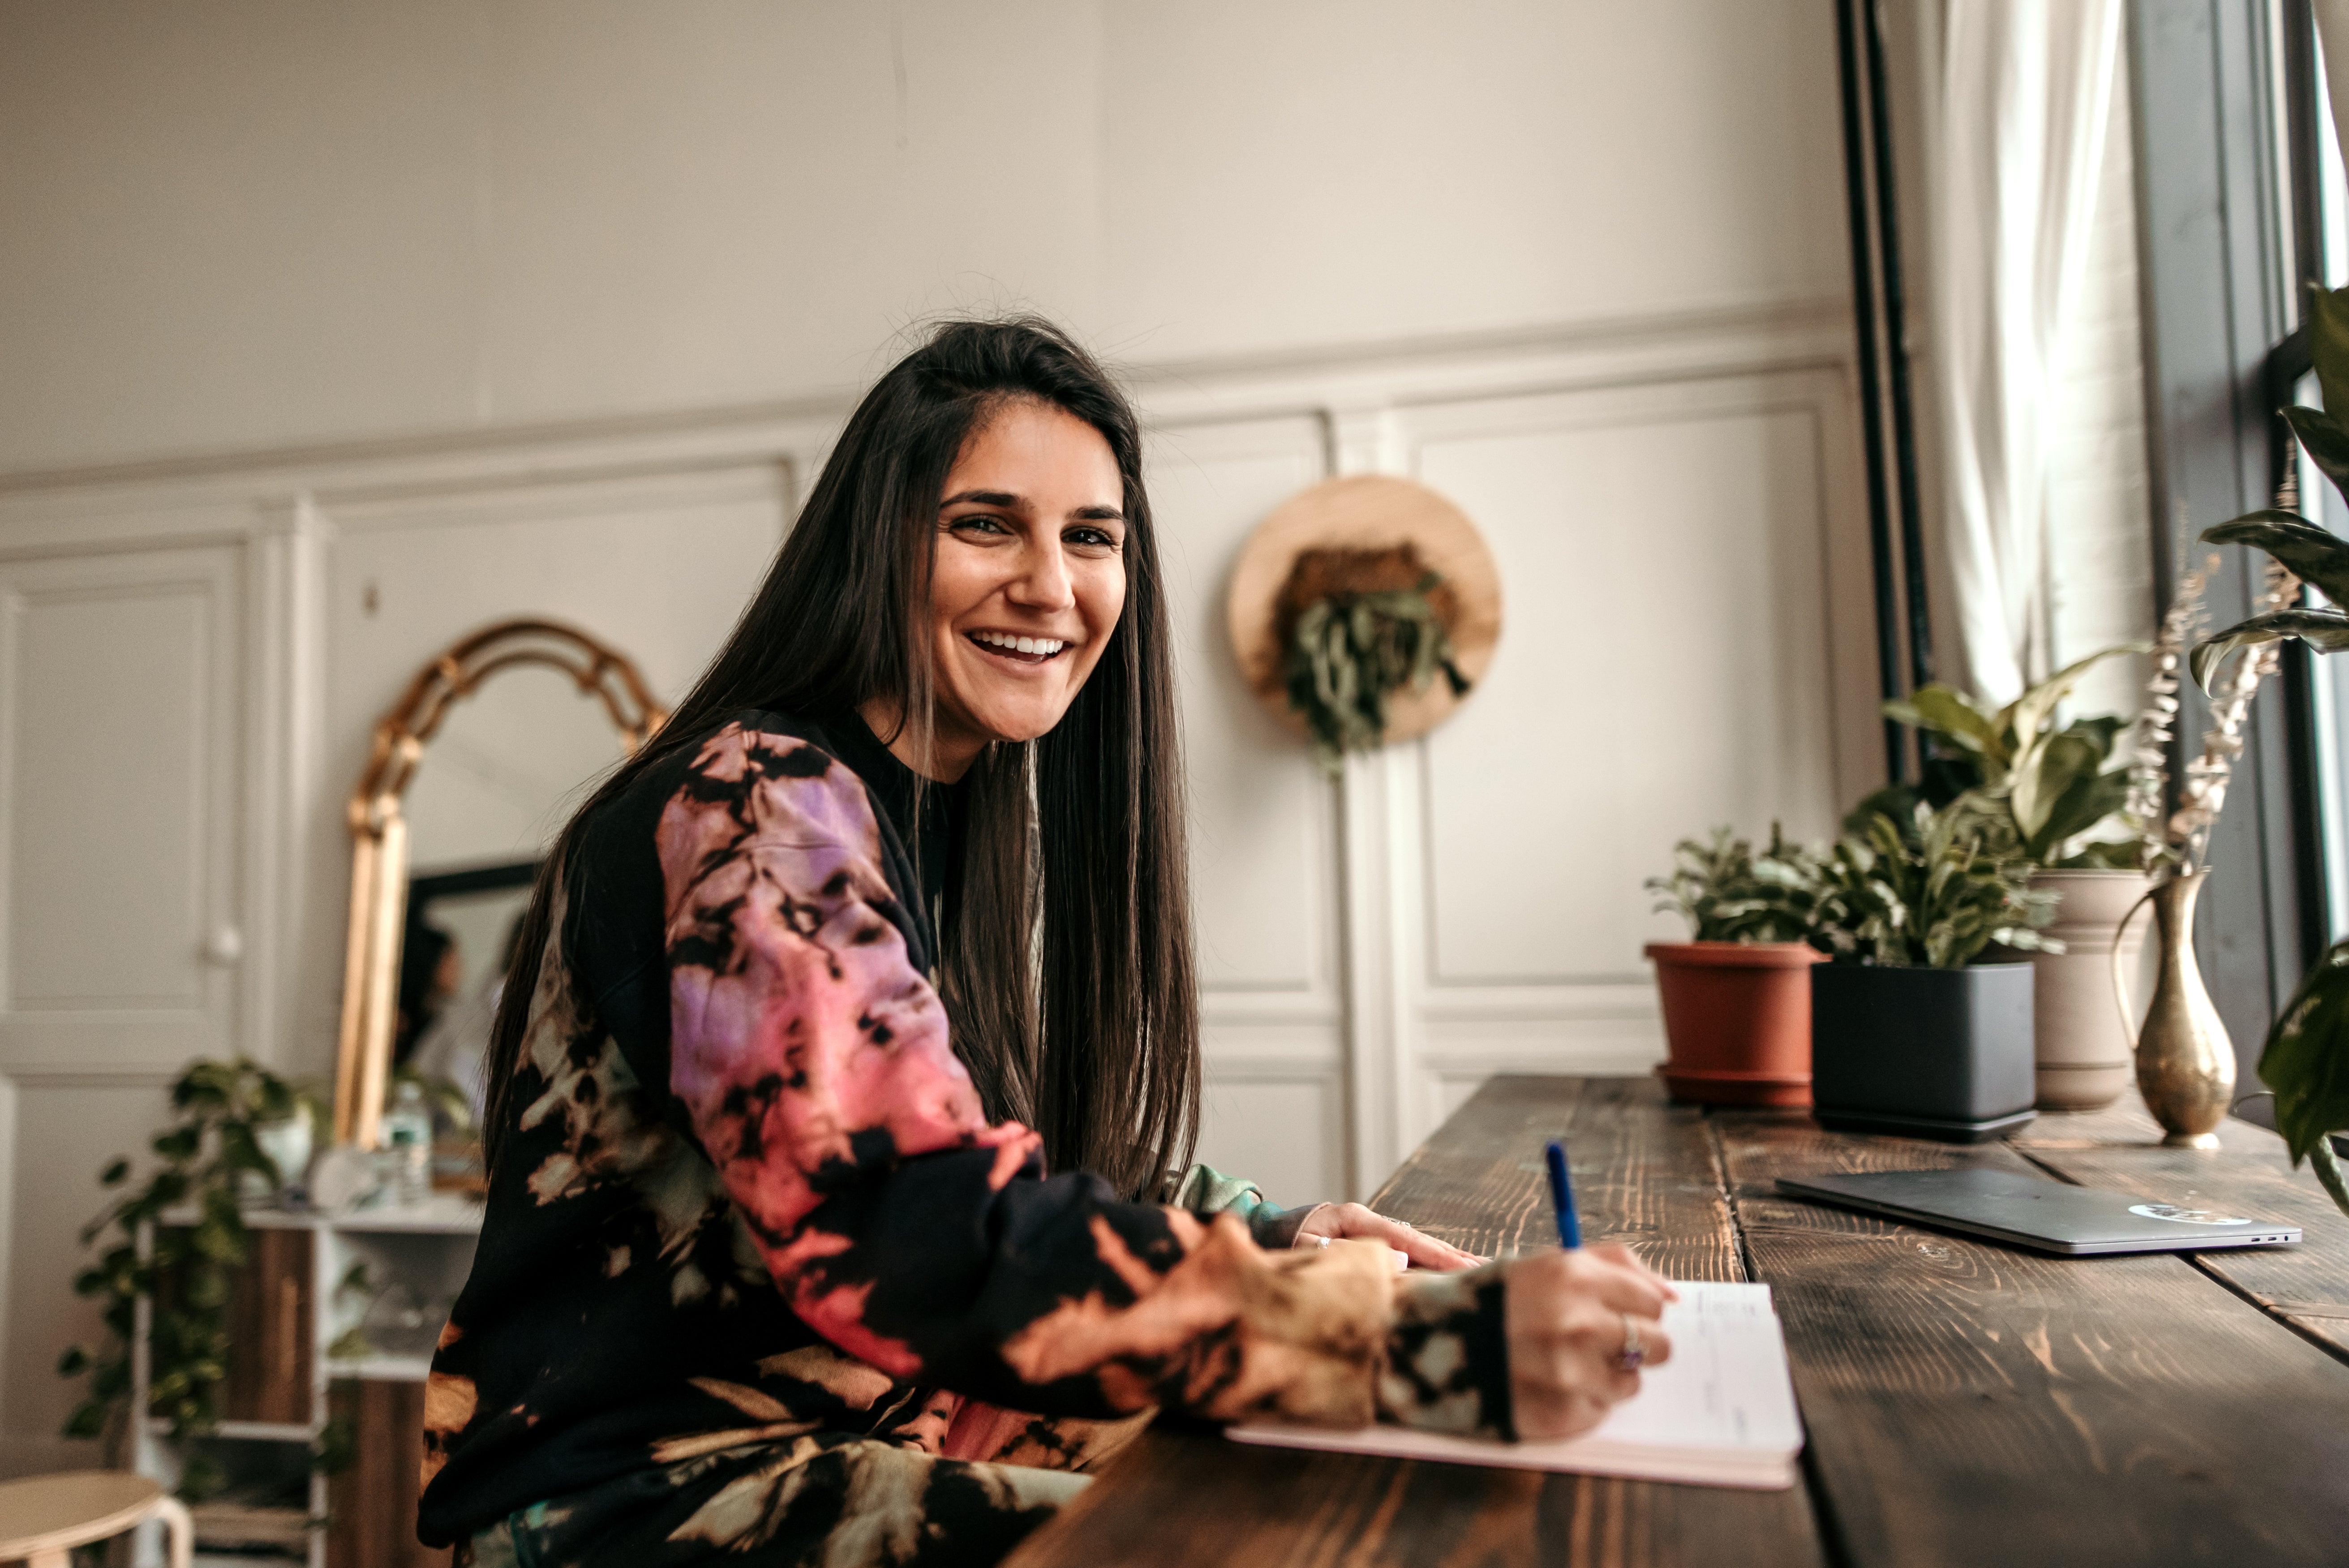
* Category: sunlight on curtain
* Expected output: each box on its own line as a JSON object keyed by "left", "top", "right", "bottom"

{"left": 1930, "top": 0, "right": 2124, "bottom": 706}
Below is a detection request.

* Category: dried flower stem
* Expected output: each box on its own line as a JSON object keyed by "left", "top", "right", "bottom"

{"left": 2168, "top": 556, "right": 2302, "bottom": 874}
{"left": 2129, "top": 552, "right": 2212, "bottom": 872}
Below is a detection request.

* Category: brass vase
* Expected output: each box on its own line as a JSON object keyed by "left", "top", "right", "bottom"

{"left": 2129, "top": 870, "right": 2234, "bottom": 1148}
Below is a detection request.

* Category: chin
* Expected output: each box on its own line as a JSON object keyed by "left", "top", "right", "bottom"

{"left": 975, "top": 709, "right": 1063, "bottom": 745}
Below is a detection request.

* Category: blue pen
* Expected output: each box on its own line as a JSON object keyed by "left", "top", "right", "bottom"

{"left": 1545, "top": 1140, "right": 1581, "bottom": 1250}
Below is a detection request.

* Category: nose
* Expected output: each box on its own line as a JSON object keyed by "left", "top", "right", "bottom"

{"left": 1005, "top": 536, "right": 1075, "bottom": 614}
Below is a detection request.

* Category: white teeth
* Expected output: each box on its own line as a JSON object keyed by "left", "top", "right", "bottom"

{"left": 971, "top": 631, "right": 1068, "bottom": 656}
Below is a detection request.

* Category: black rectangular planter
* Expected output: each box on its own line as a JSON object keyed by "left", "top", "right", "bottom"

{"left": 1810, "top": 962, "right": 2037, "bottom": 1142}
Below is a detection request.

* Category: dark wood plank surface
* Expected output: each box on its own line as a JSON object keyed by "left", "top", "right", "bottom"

{"left": 2013, "top": 1100, "right": 2349, "bottom": 1359}
{"left": 1004, "top": 1077, "right": 1825, "bottom": 1568}
{"left": 1008, "top": 1077, "right": 2349, "bottom": 1568}
{"left": 1722, "top": 1108, "right": 2349, "bottom": 1566}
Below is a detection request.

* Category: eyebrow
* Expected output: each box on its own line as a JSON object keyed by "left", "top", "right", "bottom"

{"left": 940, "top": 489, "right": 1126, "bottom": 524}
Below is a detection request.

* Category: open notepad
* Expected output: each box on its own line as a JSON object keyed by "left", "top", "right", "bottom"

{"left": 1227, "top": 1280, "right": 1804, "bottom": 1490}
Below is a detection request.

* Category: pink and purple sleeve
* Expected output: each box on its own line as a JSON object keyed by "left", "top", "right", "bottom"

{"left": 658, "top": 723, "right": 1512, "bottom": 1433}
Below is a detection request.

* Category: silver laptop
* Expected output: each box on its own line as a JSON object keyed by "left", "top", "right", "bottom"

{"left": 1776, "top": 1167, "right": 2302, "bottom": 1255}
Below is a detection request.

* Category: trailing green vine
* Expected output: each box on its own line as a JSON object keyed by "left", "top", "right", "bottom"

{"left": 1275, "top": 545, "right": 1471, "bottom": 775}
{"left": 57, "top": 1057, "right": 322, "bottom": 1493}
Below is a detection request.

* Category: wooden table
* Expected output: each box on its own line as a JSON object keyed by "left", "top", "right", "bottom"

{"left": 1004, "top": 1076, "right": 2349, "bottom": 1567}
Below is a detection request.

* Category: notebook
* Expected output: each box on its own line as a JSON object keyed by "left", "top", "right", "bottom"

{"left": 1226, "top": 1280, "right": 1804, "bottom": 1489}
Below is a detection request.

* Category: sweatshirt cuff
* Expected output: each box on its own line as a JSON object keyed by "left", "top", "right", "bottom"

{"left": 1374, "top": 1259, "right": 1513, "bottom": 1440}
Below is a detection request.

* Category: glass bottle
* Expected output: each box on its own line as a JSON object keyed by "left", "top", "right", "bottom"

{"left": 382, "top": 1079, "right": 434, "bottom": 1206}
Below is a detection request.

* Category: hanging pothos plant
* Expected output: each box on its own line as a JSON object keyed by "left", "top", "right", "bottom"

{"left": 1276, "top": 543, "right": 1471, "bottom": 775}
{"left": 57, "top": 1056, "right": 326, "bottom": 1494}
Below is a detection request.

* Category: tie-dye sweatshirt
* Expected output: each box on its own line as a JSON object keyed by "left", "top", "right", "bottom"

{"left": 415, "top": 712, "right": 1512, "bottom": 1548}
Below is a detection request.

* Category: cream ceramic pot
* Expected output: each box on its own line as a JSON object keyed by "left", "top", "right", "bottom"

{"left": 2027, "top": 869, "right": 2153, "bottom": 1110}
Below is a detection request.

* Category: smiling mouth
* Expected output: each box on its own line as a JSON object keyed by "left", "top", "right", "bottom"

{"left": 967, "top": 630, "right": 1071, "bottom": 665}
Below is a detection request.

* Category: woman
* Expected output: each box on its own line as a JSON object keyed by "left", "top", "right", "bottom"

{"left": 417, "top": 319, "right": 1674, "bottom": 1567}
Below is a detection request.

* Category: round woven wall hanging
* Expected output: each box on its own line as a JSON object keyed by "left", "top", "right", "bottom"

{"left": 1226, "top": 475, "right": 1502, "bottom": 764}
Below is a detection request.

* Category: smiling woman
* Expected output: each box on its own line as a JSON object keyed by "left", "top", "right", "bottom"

{"left": 412, "top": 319, "right": 1668, "bottom": 1568}
{"left": 869, "top": 398, "right": 1129, "bottom": 781}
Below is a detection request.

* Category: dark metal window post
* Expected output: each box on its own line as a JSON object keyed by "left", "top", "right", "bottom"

{"left": 2130, "top": 0, "right": 2329, "bottom": 1098}
{"left": 1836, "top": 0, "right": 1935, "bottom": 785}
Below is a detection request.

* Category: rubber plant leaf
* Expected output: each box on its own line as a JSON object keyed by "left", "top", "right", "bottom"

{"left": 2188, "top": 607, "right": 2349, "bottom": 693}
{"left": 2260, "top": 938, "right": 2349, "bottom": 1218}
{"left": 1885, "top": 685, "right": 1998, "bottom": 758}
{"left": 2284, "top": 406, "right": 2349, "bottom": 506}
{"left": 2057, "top": 713, "right": 2132, "bottom": 765}
{"left": 1993, "top": 645, "right": 2149, "bottom": 777}
{"left": 2011, "top": 730, "right": 2100, "bottom": 848}
{"left": 2025, "top": 764, "right": 2130, "bottom": 864}
{"left": 2312, "top": 282, "right": 2349, "bottom": 425}
{"left": 2200, "top": 511, "right": 2349, "bottom": 607}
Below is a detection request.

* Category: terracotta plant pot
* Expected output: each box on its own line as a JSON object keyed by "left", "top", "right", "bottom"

{"left": 1645, "top": 941, "right": 1825, "bottom": 1106}
{"left": 2026, "top": 869, "right": 2152, "bottom": 1111}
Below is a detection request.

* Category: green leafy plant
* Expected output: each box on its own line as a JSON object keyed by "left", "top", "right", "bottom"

{"left": 1646, "top": 826, "right": 1821, "bottom": 944}
{"left": 1805, "top": 802, "right": 2061, "bottom": 969}
{"left": 2186, "top": 284, "right": 2349, "bottom": 690}
{"left": 1271, "top": 542, "right": 1473, "bottom": 777}
{"left": 57, "top": 1057, "right": 322, "bottom": 1494}
{"left": 1284, "top": 574, "right": 1469, "bottom": 774}
{"left": 2262, "top": 945, "right": 2349, "bottom": 1219}
{"left": 1859, "top": 645, "right": 2147, "bottom": 868}
{"left": 2174, "top": 282, "right": 2349, "bottom": 1220}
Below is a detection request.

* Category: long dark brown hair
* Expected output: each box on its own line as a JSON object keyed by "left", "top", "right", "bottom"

{"left": 478, "top": 318, "right": 1199, "bottom": 1201}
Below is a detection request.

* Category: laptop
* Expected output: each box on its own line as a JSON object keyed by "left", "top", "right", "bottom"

{"left": 1776, "top": 1167, "right": 2302, "bottom": 1256}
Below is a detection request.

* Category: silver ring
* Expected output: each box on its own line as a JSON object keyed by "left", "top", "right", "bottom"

{"left": 1615, "top": 1314, "right": 1644, "bottom": 1372}
{"left": 1311, "top": 1233, "right": 1332, "bottom": 1248}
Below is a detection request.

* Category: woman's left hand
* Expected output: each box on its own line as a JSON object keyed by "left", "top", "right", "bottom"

{"left": 1293, "top": 1203, "right": 1483, "bottom": 1270}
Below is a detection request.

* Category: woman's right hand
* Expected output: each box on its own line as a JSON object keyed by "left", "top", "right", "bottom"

{"left": 1502, "top": 1244, "right": 1677, "bottom": 1439}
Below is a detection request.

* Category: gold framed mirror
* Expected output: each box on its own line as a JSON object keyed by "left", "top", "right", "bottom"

{"left": 332, "top": 619, "right": 668, "bottom": 1150}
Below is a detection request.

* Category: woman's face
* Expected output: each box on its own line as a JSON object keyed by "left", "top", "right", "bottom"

{"left": 917, "top": 397, "right": 1127, "bottom": 777}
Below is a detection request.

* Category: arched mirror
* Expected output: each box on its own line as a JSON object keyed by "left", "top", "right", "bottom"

{"left": 332, "top": 620, "right": 667, "bottom": 1151}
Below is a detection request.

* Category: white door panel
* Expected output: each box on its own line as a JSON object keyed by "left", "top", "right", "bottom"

{"left": 0, "top": 546, "right": 245, "bottom": 1074}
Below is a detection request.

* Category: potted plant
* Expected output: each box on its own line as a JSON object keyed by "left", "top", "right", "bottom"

{"left": 57, "top": 1057, "right": 329, "bottom": 1495}
{"left": 1803, "top": 803, "right": 2060, "bottom": 1142}
{"left": 1863, "top": 649, "right": 2151, "bottom": 1110}
{"left": 1643, "top": 827, "right": 1824, "bottom": 1106}
{"left": 2117, "top": 283, "right": 2349, "bottom": 1148}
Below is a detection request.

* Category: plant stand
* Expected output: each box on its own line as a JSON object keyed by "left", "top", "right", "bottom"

{"left": 131, "top": 1194, "right": 481, "bottom": 1568}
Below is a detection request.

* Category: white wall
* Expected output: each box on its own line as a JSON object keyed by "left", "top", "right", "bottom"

{"left": 0, "top": 0, "right": 1857, "bottom": 1479}
{"left": 0, "top": 0, "right": 1844, "bottom": 475}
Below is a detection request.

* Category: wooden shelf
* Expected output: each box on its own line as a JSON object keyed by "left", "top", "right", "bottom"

{"left": 144, "top": 1417, "right": 319, "bottom": 1442}
{"left": 133, "top": 1205, "right": 476, "bottom": 1565}
{"left": 191, "top": 1500, "right": 311, "bottom": 1554}
{"left": 326, "top": 1355, "right": 433, "bottom": 1383}
{"left": 159, "top": 1195, "right": 484, "bottom": 1235}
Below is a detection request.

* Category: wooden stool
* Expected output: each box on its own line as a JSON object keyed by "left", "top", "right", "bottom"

{"left": 0, "top": 1470, "right": 192, "bottom": 1568}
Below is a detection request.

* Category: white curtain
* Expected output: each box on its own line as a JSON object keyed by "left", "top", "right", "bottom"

{"left": 1932, "top": 0, "right": 2123, "bottom": 705}
{"left": 2318, "top": 4, "right": 2349, "bottom": 173}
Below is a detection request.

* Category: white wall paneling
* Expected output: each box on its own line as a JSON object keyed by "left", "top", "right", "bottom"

{"left": 1145, "top": 414, "right": 1351, "bottom": 1203}
{"left": 0, "top": 541, "right": 253, "bottom": 1473}
{"left": 1364, "top": 366, "right": 1874, "bottom": 1164}
{"left": 0, "top": 304, "right": 1863, "bottom": 1473}
{"left": 0, "top": 545, "right": 249, "bottom": 1077}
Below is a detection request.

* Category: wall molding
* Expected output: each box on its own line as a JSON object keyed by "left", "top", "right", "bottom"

{"left": 0, "top": 298, "right": 1851, "bottom": 507}
{"left": 0, "top": 293, "right": 1862, "bottom": 1211}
